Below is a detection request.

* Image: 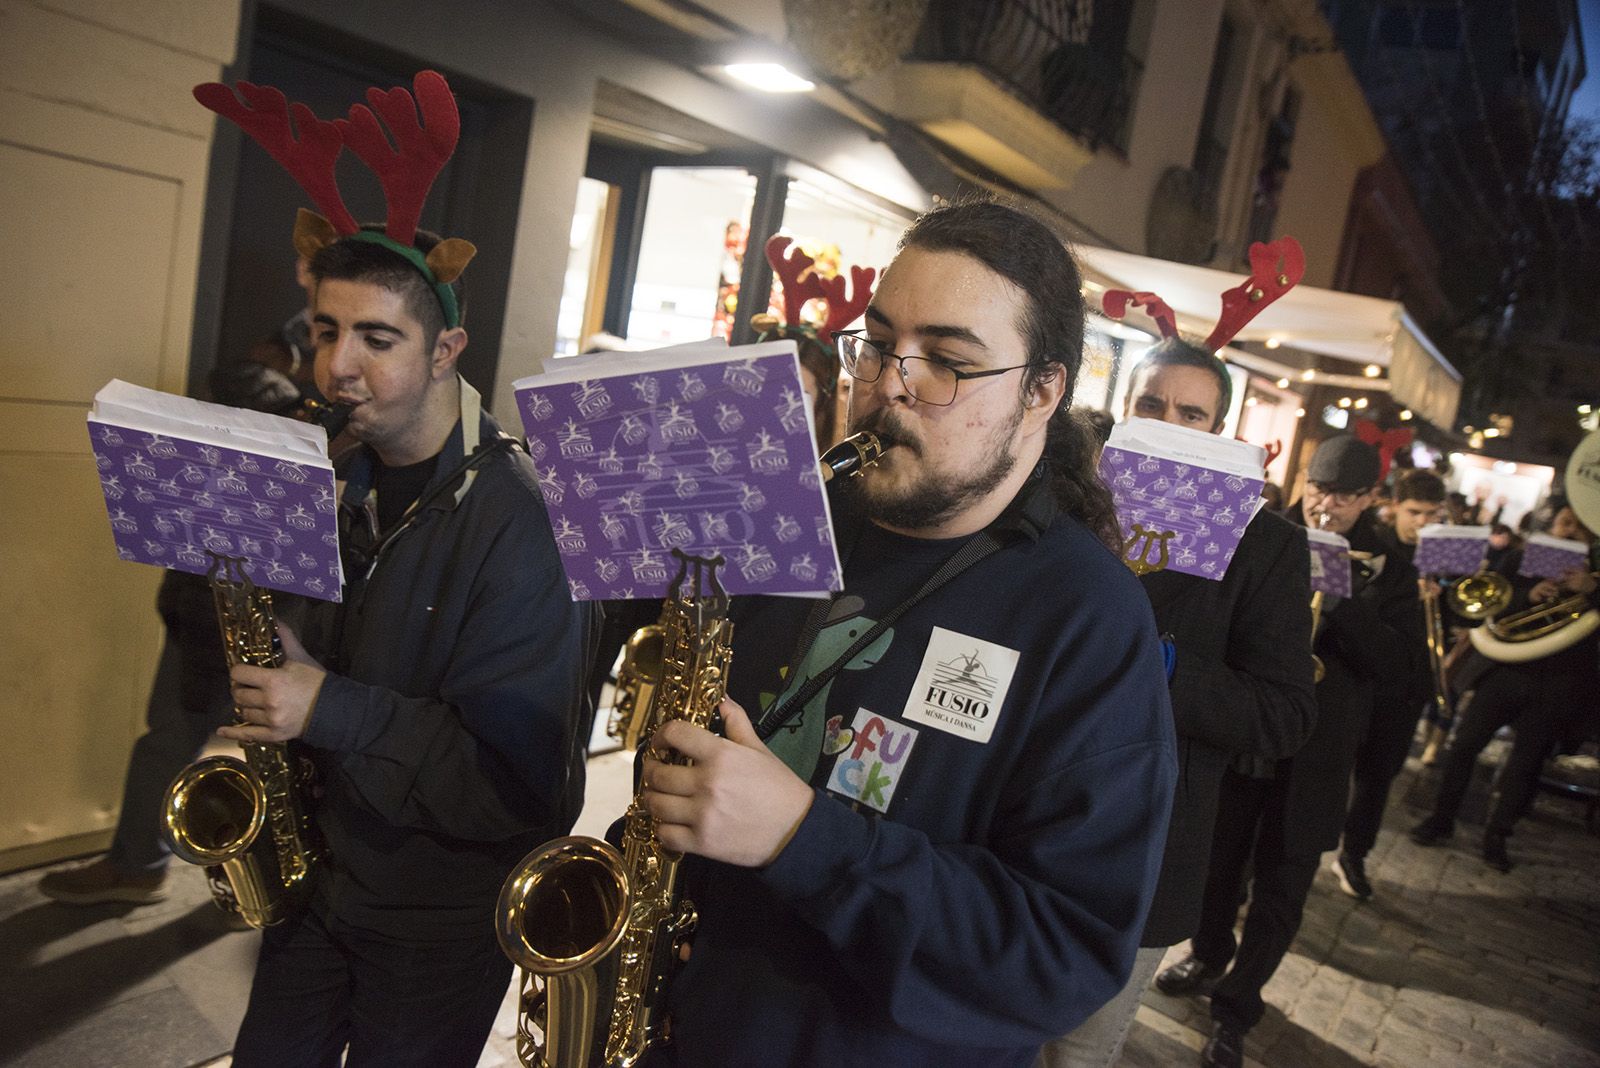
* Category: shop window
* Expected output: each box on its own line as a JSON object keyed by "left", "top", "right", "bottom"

{"left": 554, "top": 177, "right": 617, "bottom": 356}
{"left": 625, "top": 168, "right": 758, "bottom": 346}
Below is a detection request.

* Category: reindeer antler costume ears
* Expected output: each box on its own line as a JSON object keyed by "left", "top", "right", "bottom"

{"left": 195, "top": 70, "right": 477, "bottom": 329}
{"left": 1101, "top": 236, "right": 1306, "bottom": 354}
{"left": 758, "top": 235, "right": 875, "bottom": 346}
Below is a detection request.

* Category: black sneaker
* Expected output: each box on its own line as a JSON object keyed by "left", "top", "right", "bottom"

{"left": 1409, "top": 816, "right": 1452, "bottom": 846}
{"left": 1333, "top": 852, "right": 1373, "bottom": 900}
{"left": 1482, "top": 830, "right": 1513, "bottom": 873}
{"left": 1201, "top": 1021, "right": 1246, "bottom": 1068}
{"left": 1154, "top": 954, "right": 1224, "bottom": 997}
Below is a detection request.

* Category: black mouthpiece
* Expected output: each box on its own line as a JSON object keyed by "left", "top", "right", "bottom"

{"left": 301, "top": 399, "right": 354, "bottom": 440}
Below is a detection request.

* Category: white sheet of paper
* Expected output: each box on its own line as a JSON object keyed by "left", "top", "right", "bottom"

{"left": 1105, "top": 418, "right": 1267, "bottom": 480}
{"left": 90, "top": 380, "right": 330, "bottom": 465}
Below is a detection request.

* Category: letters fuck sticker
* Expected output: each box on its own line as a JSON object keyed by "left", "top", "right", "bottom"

{"left": 827, "top": 709, "right": 918, "bottom": 814}
{"left": 901, "top": 627, "right": 1019, "bottom": 744}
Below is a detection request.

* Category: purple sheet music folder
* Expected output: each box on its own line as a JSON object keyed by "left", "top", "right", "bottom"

{"left": 1306, "top": 529, "right": 1353, "bottom": 598}
{"left": 1519, "top": 533, "right": 1590, "bottom": 581}
{"left": 1413, "top": 525, "right": 1489, "bottom": 577}
{"left": 88, "top": 380, "right": 343, "bottom": 601}
{"left": 513, "top": 340, "right": 843, "bottom": 601}
{"left": 1098, "top": 420, "right": 1266, "bottom": 581}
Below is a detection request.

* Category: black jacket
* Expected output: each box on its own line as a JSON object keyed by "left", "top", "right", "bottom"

{"left": 300, "top": 406, "right": 598, "bottom": 939}
{"left": 1369, "top": 527, "right": 1432, "bottom": 718}
{"left": 1276, "top": 505, "right": 1421, "bottom": 853}
{"left": 1137, "top": 507, "right": 1317, "bottom": 946}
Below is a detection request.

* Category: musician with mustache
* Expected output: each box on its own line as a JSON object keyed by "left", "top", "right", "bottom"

{"left": 636, "top": 201, "right": 1177, "bottom": 1066}
{"left": 1039, "top": 339, "right": 1318, "bottom": 1068}
{"left": 1159, "top": 435, "right": 1419, "bottom": 1068}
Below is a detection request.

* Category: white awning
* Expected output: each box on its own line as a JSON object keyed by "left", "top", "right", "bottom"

{"left": 1075, "top": 245, "right": 1461, "bottom": 428}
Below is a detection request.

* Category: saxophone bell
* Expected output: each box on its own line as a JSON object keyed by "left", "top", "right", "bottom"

{"left": 496, "top": 551, "right": 732, "bottom": 1068}
{"left": 162, "top": 755, "right": 282, "bottom": 923}
{"left": 495, "top": 837, "right": 632, "bottom": 1068}
{"left": 159, "top": 554, "right": 324, "bottom": 928}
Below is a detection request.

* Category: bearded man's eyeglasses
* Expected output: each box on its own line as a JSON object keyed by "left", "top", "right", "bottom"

{"left": 834, "top": 330, "right": 1030, "bottom": 407}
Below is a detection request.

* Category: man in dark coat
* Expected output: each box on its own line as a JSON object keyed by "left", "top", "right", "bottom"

{"left": 1157, "top": 435, "right": 1418, "bottom": 1068}
{"left": 1037, "top": 340, "right": 1316, "bottom": 1068}
{"left": 1332, "top": 470, "right": 1441, "bottom": 898}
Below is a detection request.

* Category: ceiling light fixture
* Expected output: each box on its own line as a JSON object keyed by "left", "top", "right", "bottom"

{"left": 721, "top": 63, "right": 815, "bottom": 93}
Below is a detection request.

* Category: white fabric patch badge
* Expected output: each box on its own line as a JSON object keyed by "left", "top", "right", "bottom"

{"left": 901, "top": 627, "right": 1020, "bottom": 744}
{"left": 826, "top": 708, "right": 918, "bottom": 814}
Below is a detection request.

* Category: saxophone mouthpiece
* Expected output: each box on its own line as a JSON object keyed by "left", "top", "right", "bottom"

{"left": 301, "top": 398, "right": 355, "bottom": 440}
{"left": 820, "top": 432, "right": 887, "bottom": 483}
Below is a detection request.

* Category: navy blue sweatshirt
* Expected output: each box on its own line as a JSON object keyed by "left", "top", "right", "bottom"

{"left": 657, "top": 475, "right": 1177, "bottom": 1066}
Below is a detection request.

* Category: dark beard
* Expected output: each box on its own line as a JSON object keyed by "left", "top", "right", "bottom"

{"left": 853, "top": 406, "right": 1022, "bottom": 531}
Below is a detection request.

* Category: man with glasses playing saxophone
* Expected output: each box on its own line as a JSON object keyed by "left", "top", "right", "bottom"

{"left": 633, "top": 201, "right": 1177, "bottom": 1067}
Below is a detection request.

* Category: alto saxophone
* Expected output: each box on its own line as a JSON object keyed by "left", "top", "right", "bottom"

{"left": 496, "top": 552, "right": 731, "bottom": 1068}
{"left": 160, "top": 554, "right": 325, "bottom": 928}
{"left": 494, "top": 433, "right": 884, "bottom": 1067}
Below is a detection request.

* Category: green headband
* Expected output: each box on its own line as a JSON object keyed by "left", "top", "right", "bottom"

{"left": 344, "top": 230, "right": 462, "bottom": 330}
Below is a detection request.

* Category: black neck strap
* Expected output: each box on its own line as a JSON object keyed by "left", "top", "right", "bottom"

{"left": 753, "top": 527, "right": 1006, "bottom": 742}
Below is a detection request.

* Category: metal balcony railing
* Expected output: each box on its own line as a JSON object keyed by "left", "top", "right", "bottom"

{"left": 911, "top": 0, "right": 1142, "bottom": 154}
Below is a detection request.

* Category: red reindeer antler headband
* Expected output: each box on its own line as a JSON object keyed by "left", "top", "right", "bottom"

{"left": 1101, "top": 236, "right": 1306, "bottom": 354}
{"left": 194, "top": 71, "right": 475, "bottom": 327}
{"left": 762, "top": 235, "right": 875, "bottom": 346}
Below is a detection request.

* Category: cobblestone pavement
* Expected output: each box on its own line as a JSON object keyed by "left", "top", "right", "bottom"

{"left": 3, "top": 750, "right": 1595, "bottom": 1067}
{"left": 1120, "top": 757, "right": 1600, "bottom": 1068}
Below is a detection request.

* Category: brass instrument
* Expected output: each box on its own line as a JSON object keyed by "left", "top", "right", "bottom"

{"left": 497, "top": 553, "right": 732, "bottom": 1068}
{"left": 1447, "top": 569, "right": 1513, "bottom": 621}
{"left": 160, "top": 554, "right": 324, "bottom": 927}
{"left": 1419, "top": 578, "right": 1452, "bottom": 721}
{"left": 1471, "top": 571, "right": 1600, "bottom": 663}
{"left": 496, "top": 433, "right": 888, "bottom": 1067}
{"left": 608, "top": 624, "right": 665, "bottom": 752}
{"left": 1310, "top": 590, "right": 1326, "bottom": 684}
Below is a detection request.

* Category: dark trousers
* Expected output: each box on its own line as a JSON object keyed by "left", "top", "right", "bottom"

{"left": 1191, "top": 769, "right": 1320, "bottom": 1033}
{"left": 232, "top": 903, "right": 513, "bottom": 1067}
{"left": 1427, "top": 666, "right": 1566, "bottom": 836}
{"left": 109, "top": 571, "right": 235, "bottom": 872}
{"left": 1341, "top": 700, "right": 1423, "bottom": 859}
